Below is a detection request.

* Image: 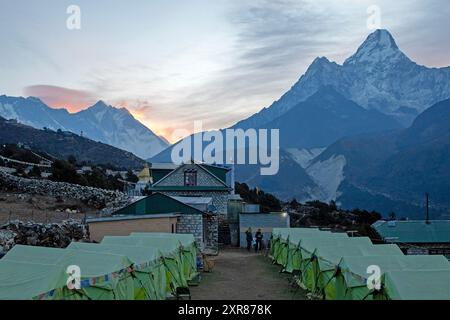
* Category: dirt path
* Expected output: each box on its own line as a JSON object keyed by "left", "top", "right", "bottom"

{"left": 190, "top": 248, "right": 306, "bottom": 300}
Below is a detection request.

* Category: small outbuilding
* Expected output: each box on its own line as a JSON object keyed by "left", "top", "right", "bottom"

{"left": 372, "top": 220, "right": 450, "bottom": 257}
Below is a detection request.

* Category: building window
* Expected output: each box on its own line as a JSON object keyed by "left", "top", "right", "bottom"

{"left": 184, "top": 170, "right": 197, "bottom": 186}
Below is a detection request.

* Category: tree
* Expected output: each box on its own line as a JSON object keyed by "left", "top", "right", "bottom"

{"left": 126, "top": 169, "right": 139, "bottom": 183}
{"left": 67, "top": 155, "right": 77, "bottom": 166}
{"left": 388, "top": 212, "right": 396, "bottom": 220}
{"left": 50, "top": 159, "right": 86, "bottom": 185}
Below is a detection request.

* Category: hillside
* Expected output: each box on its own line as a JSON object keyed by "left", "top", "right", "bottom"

{"left": 0, "top": 116, "right": 146, "bottom": 169}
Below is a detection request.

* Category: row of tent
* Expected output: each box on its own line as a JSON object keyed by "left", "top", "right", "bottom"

{"left": 270, "top": 228, "right": 450, "bottom": 300}
{"left": 0, "top": 232, "right": 198, "bottom": 300}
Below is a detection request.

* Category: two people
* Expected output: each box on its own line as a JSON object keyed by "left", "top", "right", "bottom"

{"left": 245, "top": 228, "right": 264, "bottom": 253}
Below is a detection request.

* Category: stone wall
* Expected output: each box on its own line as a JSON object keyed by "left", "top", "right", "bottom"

{"left": 205, "top": 214, "right": 219, "bottom": 250}
{"left": 177, "top": 214, "right": 203, "bottom": 249}
{"left": 0, "top": 171, "right": 128, "bottom": 210}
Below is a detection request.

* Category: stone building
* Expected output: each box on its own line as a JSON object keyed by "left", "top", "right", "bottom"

{"left": 112, "top": 192, "right": 219, "bottom": 251}
{"left": 147, "top": 162, "right": 232, "bottom": 245}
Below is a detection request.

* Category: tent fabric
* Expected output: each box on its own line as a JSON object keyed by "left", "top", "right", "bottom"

{"left": 129, "top": 233, "right": 198, "bottom": 281}
{"left": 3, "top": 245, "right": 135, "bottom": 300}
{"left": 270, "top": 227, "right": 450, "bottom": 300}
{"left": 383, "top": 270, "right": 450, "bottom": 300}
{"left": 67, "top": 242, "right": 167, "bottom": 300}
{"left": 101, "top": 236, "right": 188, "bottom": 290}
{"left": 337, "top": 255, "right": 450, "bottom": 300}
{"left": 0, "top": 260, "right": 70, "bottom": 300}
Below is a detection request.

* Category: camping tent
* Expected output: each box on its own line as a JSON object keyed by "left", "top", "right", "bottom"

{"left": 0, "top": 260, "right": 70, "bottom": 300}
{"left": 68, "top": 242, "right": 167, "bottom": 300}
{"left": 129, "top": 233, "right": 198, "bottom": 281}
{"left": 270, "top": 228, "right": 321, "bottom": 260}
{"left": 282, "top": 232, "right": 347, "bottom": 272}
{"left": 101, "top": 236, "right": 187, "bottom": 290}
{"left": 315, "top": 244, "right": 404, "bottom": 299}
{"left": 272, "top": 228, "right": 340, "bottom": 268}
{"left": 382, "top": 270, "right": 450, "bottom": 300}
{"left": 336, "top": 254, "right": 450, "bottom": 300}
{"left": 296, "top": 237, "right": 373, "bottom": 292}
{"left": 3, "top": 245, "right": 135, "bottom": 300}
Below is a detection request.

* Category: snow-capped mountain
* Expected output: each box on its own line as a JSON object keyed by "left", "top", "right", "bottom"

{"left": 234, "top": 29, "right": 450, "bottom": 128}
{"left": 0, "top": 96, "right": 168, "bottom": 159}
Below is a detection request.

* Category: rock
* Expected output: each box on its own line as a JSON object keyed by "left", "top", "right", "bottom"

{"left": 0, "top": 171, "right": 129, "bottom": 210}
{"left": 0, "top": 219, "right": 90, "bottom": 253}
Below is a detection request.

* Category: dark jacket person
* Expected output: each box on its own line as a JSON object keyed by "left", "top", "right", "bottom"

{"left": 255, "top": 229, "right": 263, "bottom": 253}
{"left": 245, "top": 228, "right": 253, "bottom": 251}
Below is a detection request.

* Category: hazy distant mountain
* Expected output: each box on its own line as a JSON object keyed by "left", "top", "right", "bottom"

{"left": 0, "top": 116, "right": 146, "bottom": 169}
{"left": 234, "top": 29, "right": 450, "bottom": 129}
{"left": 314, "top": 98, "right": 450, "bottom": 218}
{"left": 0, "top": 96, "right": 168, "bottom": 159}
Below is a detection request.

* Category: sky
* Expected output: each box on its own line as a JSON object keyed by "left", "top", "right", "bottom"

{"left": 1, "top": 0, "right": 449, "bottom": 142}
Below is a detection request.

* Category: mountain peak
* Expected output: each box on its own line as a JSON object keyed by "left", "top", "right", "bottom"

{"left": 365, "top": 29, "right": 398, "bottom": 49}
{"left": 344, "top": 29, "right": 406, "bottom": 66}
{"left": 91, "top": 100, "right": 110, "bottom": 109}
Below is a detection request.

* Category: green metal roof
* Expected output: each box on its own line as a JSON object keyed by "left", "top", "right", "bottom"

{"left": 372, "top": 220, "right": 450, "bottom": 243}
{"left": 148, "top": 186, "right": 231, "bottom": 191}
{"left": 113, "top": 192, "right": 205, "bottom": 216}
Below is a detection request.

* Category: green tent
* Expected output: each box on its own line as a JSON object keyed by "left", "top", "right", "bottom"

{"left": 285, "top": 232, "right": 349, "bottom": 272}
{"left": 0, "top": 260, "right": 71, "bottom": 300}
{"left": 270, "top": 228, "right": 321, "bottom": 260}
{"left": 272, "top": 228, "right": 338, "bottom": 267}
{"left": 336, "top": 254, "right": 450, "bottom": 300}
{"left": 130, "top": 233, "right": 198, "bottom": 282}
{"left": 315, "top": 244, "right": 403, "bottom": 299}
{"left": 383, "top": 270, "right": 450, "bottom": 300}
{"left": 3, "top": 245, "right": 135, "bottom": 300}
{"left": 296, "top": 237, "right": 373, "bottom": 292}
{"left": 67, "top": 242, "right": 167, "bottom": 300}
{"left": 101, "top": 236, "right": 188, "bottom": 290}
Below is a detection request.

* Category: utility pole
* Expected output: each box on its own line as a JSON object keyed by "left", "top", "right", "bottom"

{"left": 425, "top": 193, "right": 430, "bottom": 224}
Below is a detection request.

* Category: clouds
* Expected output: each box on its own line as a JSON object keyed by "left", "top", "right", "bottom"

{"left": 2, "top": 0, "right": 450, "bottom": 141}
{"left": 24, "top": 85, "right": 97, "bottom": 113}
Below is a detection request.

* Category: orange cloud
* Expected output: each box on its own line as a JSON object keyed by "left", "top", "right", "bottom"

{"left": 24, "top": 85, "right": 97, "bottom": 113}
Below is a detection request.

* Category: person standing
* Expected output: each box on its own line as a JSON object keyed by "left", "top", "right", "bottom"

{"left": 245, "top": 228, "right": 253, "bottom": 251}
{"left": 255, "top": 229, "right": 263, "bottom": 253}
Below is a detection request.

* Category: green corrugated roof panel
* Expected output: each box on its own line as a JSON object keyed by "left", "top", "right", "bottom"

{"left": 384, "top": 270, "right": 450, "bottom": 300}
{"left": 372, "top": 220, "right": 450, "bottom": 243}
{"left": 149, "top": 186, "right": 231, "bottom": 191}
{"left": 0, "top": 260, "right": 68, "bottom": 300}
{"left": 113, "top": 192, "right": 204, "bottom": 216}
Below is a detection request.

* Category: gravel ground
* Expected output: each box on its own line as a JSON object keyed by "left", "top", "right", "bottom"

{"left": 190, "top": 248, "right": 306, "bottom": 300}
